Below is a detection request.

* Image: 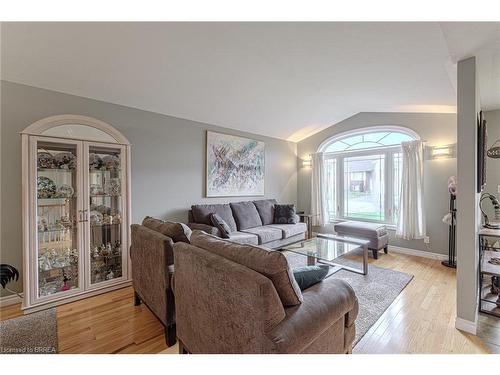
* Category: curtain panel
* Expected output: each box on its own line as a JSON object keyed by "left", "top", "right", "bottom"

{"left": 396, "top": 140, "right": 426, "bottom": 240}
{"left": 310, "top": 152, "right": 329, "bottom": 226}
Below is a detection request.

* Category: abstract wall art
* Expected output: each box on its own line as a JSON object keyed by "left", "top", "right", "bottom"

{"left": 206, "top": 131, "right": 265, "bottom": 197}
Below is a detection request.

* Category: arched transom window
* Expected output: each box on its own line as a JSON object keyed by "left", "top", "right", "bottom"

{"left": 322, "top": 131, "right": 415, "bottom": 153}
{"left": 317, "top": 127, "right": 418, "bottom": 224}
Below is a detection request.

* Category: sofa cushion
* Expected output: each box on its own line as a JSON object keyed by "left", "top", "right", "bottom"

{"left": 230, "top": 201, "right": 263, "bottom": 230}
{"left": 253, "top": 199, "right": 278, "bottom": 225}
{"left": 334, "top": 221, "right": 387, "bottom": 238}
{"left": 190, "top": 231, "right": 303, "bottom": 306}
{"left": 268, "top": 223, "right": 307, "bottom": 239}
{"left": 274, "top": 204, "right": 299, "bottom": 224}
{"left": 209, "top": 213, "right": 232, "bottom": 238}
{"left": 227, "top": 231, "right": 259, "bottom": 245}
{"left": 293, "top": 265, "right": 330, "bottom": 291}
{"left": 191, "top": 204, "right": 238, "bottom": 232}
{"left": 241, "top": 226, "right": 283, "bottom": 245}
{"left": 142, "top": 216, "right": 192, "bottom": 243}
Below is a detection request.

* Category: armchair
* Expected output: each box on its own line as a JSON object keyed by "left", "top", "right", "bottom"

{"left": 130, "top": 224, "right": 176, "bottom": 346}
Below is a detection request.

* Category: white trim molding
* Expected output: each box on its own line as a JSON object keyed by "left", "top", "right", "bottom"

{"left": 0, "top": 293, "right": 23, "bottom": 308}
{"left": 20, "top": 114, "right": 130, "bottom": 145}
{"left": 455, "top": 316, "right": 477, "bottom": 335}
{"left": 388, "top": 245, "right": 448, "bottom": 261}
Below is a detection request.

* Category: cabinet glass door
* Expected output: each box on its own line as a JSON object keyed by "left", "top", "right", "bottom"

{"left": 36, "top": 140, "right": 81, "bottom": 298}
{"left": 86, "top": 143, "right": 126, "bottom": 286}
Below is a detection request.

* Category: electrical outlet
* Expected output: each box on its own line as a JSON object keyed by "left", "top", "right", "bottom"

{"left": 424, "top": 236, "right": 430, "bottom": 244}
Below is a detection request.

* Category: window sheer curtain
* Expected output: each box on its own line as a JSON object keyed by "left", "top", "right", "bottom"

{"left": 310, "top": 152, "right": 330, "bottom": 226}
{"left": 396, "top": 140, "right": 426, "bottom": 240}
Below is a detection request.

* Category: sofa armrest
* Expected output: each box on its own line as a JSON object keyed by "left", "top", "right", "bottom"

{"left": 130, "top": 224, "right": 175, "bottom": 325}
{"left": 267, "top": 277, "right": 358, "bottom": 353}
{"left": 187, "top": 222, "right": 221, "bottom": 237}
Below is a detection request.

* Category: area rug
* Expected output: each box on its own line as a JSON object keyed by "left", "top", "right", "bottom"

{"left": 284, "top": 249, "right": 413, "bottom": 346}
{"left": 0, "top": 308, "right": 58, "bottom": 354}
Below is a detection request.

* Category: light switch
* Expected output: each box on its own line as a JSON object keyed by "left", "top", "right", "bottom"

{"left": 498, "top": 185, "right": 500, "bottom": 194}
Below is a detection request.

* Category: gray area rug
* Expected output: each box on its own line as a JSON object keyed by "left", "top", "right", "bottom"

{"left": 0, "top": 308, "right": 58, "bottom": 354}
{"left": 284, "top": 249, "right": 413, "bottom": 346}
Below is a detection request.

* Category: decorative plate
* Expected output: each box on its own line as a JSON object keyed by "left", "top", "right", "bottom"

{"left": 56, "top": 184, "right": 75, "bottom": 198}
{"left": 102, "top": 155, "right": 120, "bottom": 170}
{"left": 90, "top": 210, "right": 103, "bottom": 225}
{"left": 96, "top": 204, "right": 111, "bottom": 215}
{"left": 105, "top": 178, "right": 121, "bottom": 196}
{"left": 90, "top": 184, "right": 103, "bottom": 196}
{"left": 53, "top": 152, "right": 76, "bottom": 169}
{"left": 37, "top": 152, "right": 54, "bottom": 169}
{"left": 89, "top": 153, "right": 103, "bottom": 170}
{"left": 37, "top": 176, "right": 57, "bottom": 198}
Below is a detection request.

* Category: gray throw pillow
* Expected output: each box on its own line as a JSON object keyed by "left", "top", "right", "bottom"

{"left": 274, "top": 204, "right": 299, "bottom": 224}
{"left": 209, "top": 213, "right": 232, "bottom": 238}
{"left": 293, "top": 265, "right": 330, "bottom": 290}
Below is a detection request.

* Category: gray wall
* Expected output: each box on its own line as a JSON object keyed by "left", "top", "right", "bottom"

{"left": 456, "top": 57, "right": 480, "bottom": 326}
{"left": 0, "top": 80, "right": 298, "bottom": 296}
{"left": 297, "top": 112, "right": 457, "bottom": 255}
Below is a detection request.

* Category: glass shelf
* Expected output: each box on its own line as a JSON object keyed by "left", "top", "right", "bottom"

{"left": 38, "top": 227, "right": 75, "bottom": 234}
{"left": 38, "top": 168, "right": 75, "bottom": 172}
{"left": 90, "top": 168, "right": 122, "bottom": 173}
{"left": 39, "top": 263, "right": 78, "bottom": 272}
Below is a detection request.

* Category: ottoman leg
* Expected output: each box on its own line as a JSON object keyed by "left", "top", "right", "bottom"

{"left": 383, "top": 245, "right": 388, "bottom": 254}
{"left": 372, "top": 249, "right": 378, "bottom": 259}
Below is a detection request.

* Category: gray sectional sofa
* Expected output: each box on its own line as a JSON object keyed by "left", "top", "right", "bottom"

{"left": 187, "top": 199, "right": 307, "bottom": 249}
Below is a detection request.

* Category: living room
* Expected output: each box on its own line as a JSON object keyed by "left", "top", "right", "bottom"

{"left": 1, "top": 1, "right": 500, "bottom": 370}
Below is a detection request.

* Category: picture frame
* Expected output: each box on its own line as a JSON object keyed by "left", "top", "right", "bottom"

{"left": 206, "top": 131, "right": 265, "bottom": 197}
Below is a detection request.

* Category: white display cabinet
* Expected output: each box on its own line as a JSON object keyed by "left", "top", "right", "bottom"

{"left": 21, "top": 115, "right": 131, "bottom": 313}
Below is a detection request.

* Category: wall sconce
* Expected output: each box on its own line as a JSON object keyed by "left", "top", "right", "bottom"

{"left": 302, "top": 159, "right": 312, "bottom": 167}
{"left": 430, "top": 145, "right": 454, "bottom": 159}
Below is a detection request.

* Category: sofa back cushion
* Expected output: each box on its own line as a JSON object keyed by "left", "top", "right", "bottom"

{"left": 191, "top": 204, "right": 237, "bottom": 232}
{"left": 190, "top": 231, "right": 303, "bottom": 306}
{"left": 230, "top": 201, "right": 263, "bottom": 230}
{"left": 142, "top": 216, "right": 192, "bottom": 243}
{"left": 253, "top": 199, "right": 278, "bottom": 225}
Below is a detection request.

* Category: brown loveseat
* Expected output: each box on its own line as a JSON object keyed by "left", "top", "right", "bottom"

{"left": 173, "top": 231, "right": 359, "bottom": 354}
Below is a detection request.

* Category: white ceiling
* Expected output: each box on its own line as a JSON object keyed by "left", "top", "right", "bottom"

{"left": 1, "top": 22, "right": 499, "bottom": 142}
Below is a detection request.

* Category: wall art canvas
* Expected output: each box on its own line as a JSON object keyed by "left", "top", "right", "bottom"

{"left": 206, "top": 131, "right": 265, "bottom": 197}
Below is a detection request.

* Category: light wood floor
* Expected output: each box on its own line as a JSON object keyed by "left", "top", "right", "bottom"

{"left": 1, "top": 252, "right": 499, "bottom": 354}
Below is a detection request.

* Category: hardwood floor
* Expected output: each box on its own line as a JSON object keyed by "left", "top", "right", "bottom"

{"left": 1, "top": 252, "right": 499, "bottom": 354}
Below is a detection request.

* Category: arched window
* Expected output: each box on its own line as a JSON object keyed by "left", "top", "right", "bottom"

{"left": 317, "top": 127, "right": 418, "bottom": 224}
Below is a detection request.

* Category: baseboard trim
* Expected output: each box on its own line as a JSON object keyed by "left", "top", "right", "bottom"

{"left": 455, "top": 316, "right": 477, "bottom": 335}
{"left": 388, "top": 245, "right": 448, "bottom": 261}
{"left": 0, "top": 293, "right": 23, "bottom": 307}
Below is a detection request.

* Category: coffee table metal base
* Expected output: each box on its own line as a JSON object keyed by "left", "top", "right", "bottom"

{"left": 312, "top": 249, "right": 368, "bottom": 277}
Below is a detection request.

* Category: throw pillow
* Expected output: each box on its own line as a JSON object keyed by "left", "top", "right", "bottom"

{"left": 274, "top": 204, "right": 299, "bottom": 224}
{"left": 293, "top": 265, "right": 330, "bottom": 291}
{"left": 209, "top": 213, "right": 232, "bottom": 238}
{"left": 142, "top": 216, "right": 192, "bottom": 243}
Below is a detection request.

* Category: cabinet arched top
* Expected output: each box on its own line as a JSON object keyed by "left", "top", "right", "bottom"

{"left": 21, "top": 114, "right": 130, "bottom": 145}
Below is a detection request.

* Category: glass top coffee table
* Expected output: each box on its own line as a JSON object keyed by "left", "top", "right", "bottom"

{"left": 281, "top": 234, "right": 370, "bottom": 276}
